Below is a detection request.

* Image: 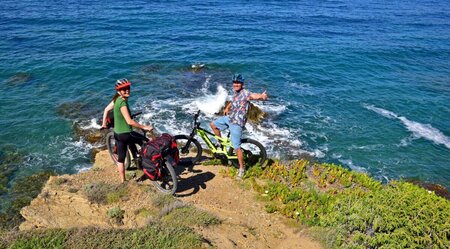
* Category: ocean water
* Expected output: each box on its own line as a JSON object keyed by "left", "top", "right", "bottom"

{"left": 1, "top": 0, "right": 449, "bottom": 203}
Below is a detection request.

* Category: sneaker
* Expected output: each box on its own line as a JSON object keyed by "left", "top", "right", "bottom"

{"left": 237, "top": 169, "right": 245, "bottom": 179}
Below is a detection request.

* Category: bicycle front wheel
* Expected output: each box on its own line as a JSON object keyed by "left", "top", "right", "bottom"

{"left": 106, "top": 132, "right": 131, "bottom": 169}
{"left": 230, "top": 138, "right": 267, "bottom": 168}
{"left": 174, "top": 135, "right": 202, "bottom": 166}
{"left": 151, "top": 157, "right": 178, "bottom": 195}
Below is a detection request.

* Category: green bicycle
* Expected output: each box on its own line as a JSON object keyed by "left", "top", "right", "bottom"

{"left": 174, "top": 111, "right": 267, "bottom": 168}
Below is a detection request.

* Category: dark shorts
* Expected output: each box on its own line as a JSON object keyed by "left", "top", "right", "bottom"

{"left": 114, "top": 131, "right": 145, "bottom": 163}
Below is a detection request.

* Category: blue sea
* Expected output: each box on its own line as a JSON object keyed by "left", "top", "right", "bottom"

{"left": 1, "top": 0, "right": 449, "bottom": 206}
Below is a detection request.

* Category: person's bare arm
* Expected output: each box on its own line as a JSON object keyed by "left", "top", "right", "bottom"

{"left": 101, "top": 101, "right": 114, "bottom": 128}
{"left": 120, "top": 106, "right": 153, "bottom": 131}
{"left": 249, "top": 90, "right": 268, "bottom": 101}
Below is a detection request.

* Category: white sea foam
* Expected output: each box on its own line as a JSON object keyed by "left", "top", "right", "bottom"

{"left": 337, "top": 158, "right": 367, "bottom": 173}
{"left": 79, "top": 118, "right": 101, "bottom": 130}
{"left": 257, "top": 102, "right": 287, "bottom": 114}
{"left": 364, "top": 104, "right": 398, "bottom": 119}
{"left": 60, "top": 138, "right": 93, "bottom": 161}
{"left": 194, "top": 85, "right": 228, "bottom": 116}
{"left": 74, "top": 164, "right": 92, "bottom": 172}
{"left": 364, "top": 104, "right": 450, "bottom": 149}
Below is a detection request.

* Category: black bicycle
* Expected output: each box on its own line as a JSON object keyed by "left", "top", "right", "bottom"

{"left": 104, "top": 113, "right": 178, "bottom": 195}
{"left": 174, "top": 111, "right": 267, "bottom": 168}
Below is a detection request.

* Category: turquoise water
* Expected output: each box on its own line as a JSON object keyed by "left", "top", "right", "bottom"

{"left": 1, "top": 0, "right": 449, "bottom": 199}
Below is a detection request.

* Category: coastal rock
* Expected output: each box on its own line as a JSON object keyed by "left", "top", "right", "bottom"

{"left": 72, "top": 122, "right": 108, "bottom": 144}
{"left": 56, "top": 101, "right": 100, "bottom": 120}
{"left": 408, "top": 180, "right": 450, "bottom": 200}
{"left": 20, "top": 188, "right": 110, "bottom": 230}
{"left": 217, "top": 101, "right": 267, "bottom": 123}
{"left": 19, "top": 153, "right": 153, "bottom": 230}
{"left": 191, "top": 63, "right": 206, "bottom": 72}
{"left": 0, "top": 146, "right": 24, "bottom": 195}
{"left": 7, "top": 72, "right": 32, "bottom": 87}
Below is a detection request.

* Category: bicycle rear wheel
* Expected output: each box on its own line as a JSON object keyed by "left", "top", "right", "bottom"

{"left": 174, "top": 135, "right": 202, "bottom": 166}
{"left": 230, "top": 138, "right": 267, "bottom": 168}
{"left": 106, "top": 132, "right": 132, "bottom": 169}
{"left": 151, "top": 157, "right": 178, "bottom": 195}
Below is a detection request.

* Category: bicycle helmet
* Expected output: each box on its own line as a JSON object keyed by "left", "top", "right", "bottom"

{"left": 232, "top": 74, "right": 244, "bottom": 84}
{"left": 115, "top": 78, "right": 131, "bottom": 91}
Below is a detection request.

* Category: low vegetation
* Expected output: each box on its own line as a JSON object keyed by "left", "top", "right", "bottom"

{"left": 1, "top": 179, "right": 219, "bottom": 249}
{"left": 1, "top": 225, "right": 204, "bottom": 249}
{"left": 83, "top": 182, "right": 129, "bottom": 204}
{"left": 244, "top": 160, "right": 450, "bottom": 249}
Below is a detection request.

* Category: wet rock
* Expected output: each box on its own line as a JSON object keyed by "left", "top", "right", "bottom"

{"left": 408, "top": 179, "right": 450, "bottom": 200}
{"left": 140, "top": 64, "right": 164, "bottom": 73}
{"left": 191, "top": 63, "right": 206, "bottom": 72}
{"left": 217, "top": 101, "right": 267, "bottom": 124}
{"left": 247, "top": 103, "right": 268, "bottom": 123}
{"left": 0, "top": 146, "right": 24, "bottom": 195}
{"left": 6, "top": 72, "right": 32, "bottom": 87}
{"left": 1, "top": 171, "right": 54, "bottom": 230}
{"left": 56, "top": 101, "right": 100, "bottom": 120}
{"left": 72, "top": 122, "right": 108, "bottom": 144}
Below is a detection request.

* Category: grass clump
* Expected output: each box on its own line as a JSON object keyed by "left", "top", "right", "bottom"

{"left": 201, "top": 158, "right": 222, "bottom": 166}
{"left": 53, "top": 177, "right": 69, "bottom": 185}
{"left": 84, "top": 182, "right": 128, "bottom": 204}
{"left": 107, "top": 206, "right": 125, "bottom": 225}
{"left": 152, "top": 192, "right": 178, "bottom": 208}
{"left": 161, "top": 205, "right": 220, "bottom": 227}
{"left": 106, "top": 184, "right": 129, "bottom": 203}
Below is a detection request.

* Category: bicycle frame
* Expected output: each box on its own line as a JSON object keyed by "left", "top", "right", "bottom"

{"left": 185, "top": 112, "right": 238, "bottom": 160}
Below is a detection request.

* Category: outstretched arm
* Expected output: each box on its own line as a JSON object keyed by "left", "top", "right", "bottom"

{"left": 249, "top": 90, "right": 268, "bottom": 101}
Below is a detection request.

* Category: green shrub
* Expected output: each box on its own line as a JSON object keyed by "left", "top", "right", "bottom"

{"left": 53, "top": 177, "right": 68, "bottom": 185}
{"left": 249, "top": 160, "right": 450, "bottom": 248}
{"left": 84, "top": 182, "right": 127, "bottom": 204}
{"left": 106, "top": 185, "right": 129, "bottom": 203}
{"left": 201, "top": 158, "right": 222, "bottom": 166}
{"left": 107, "top": 207, "right": 125, "bottom": 225}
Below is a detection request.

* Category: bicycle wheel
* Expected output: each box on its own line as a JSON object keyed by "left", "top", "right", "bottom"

{"left": 106, "top": 132, "right": 131, "bottom": 169}
{"left": 230, "top": 138, "right": 267, "bottom": 168}
{"left": 151, "top": 157, "right": 178, "bottom": 195}
{"left": 174, "top": 135, "right": 202, "bottom": 166}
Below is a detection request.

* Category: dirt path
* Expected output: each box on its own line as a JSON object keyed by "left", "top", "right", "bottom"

{"left": 175, "top": 164, "right": 323, "bottom": 249}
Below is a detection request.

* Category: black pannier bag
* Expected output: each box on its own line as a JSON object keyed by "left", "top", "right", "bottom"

{"left": 140, "top": 133, "right": 179, "bottom": 180}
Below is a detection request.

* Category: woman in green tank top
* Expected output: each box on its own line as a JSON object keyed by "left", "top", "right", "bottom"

{"left": 101, "top": 79, "right": 153, "bottom": 183}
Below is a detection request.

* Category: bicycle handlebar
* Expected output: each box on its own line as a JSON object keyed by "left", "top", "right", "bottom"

{"left": 99, "top": 112, "right": 143, "bottom": 130}
{"left": 131, "top": 112, "right": 142, "bottom": 118}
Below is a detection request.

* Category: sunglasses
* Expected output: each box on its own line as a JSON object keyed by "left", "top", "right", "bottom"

{"left": 120, "top": 87, "right": 130, "bottom": 91}
{"left": 232, "top": 81, "right": 243, "bottom": 84}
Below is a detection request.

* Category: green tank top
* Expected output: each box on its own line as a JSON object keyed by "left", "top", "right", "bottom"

{"left": 113, "top": 98, "right": 132, "bottom": 134}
